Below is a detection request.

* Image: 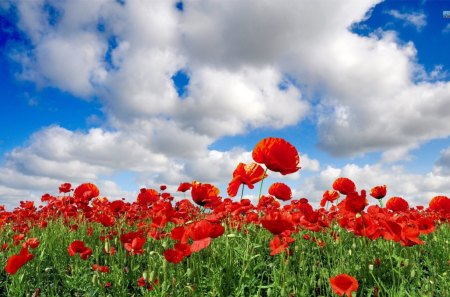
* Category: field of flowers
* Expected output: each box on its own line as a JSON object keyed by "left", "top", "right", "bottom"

{"left": 0, "top": 137, "right": 449, "bottom": 296}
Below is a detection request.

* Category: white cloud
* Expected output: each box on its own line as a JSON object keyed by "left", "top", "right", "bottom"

{"left": 386, "top": 10, "right": 427, "bottom": 31}
{"left": 443, "top": 23, "right": 450, "bottom": 34}
{"left": 2, "top": 0, "right": 450, "bottom": 208}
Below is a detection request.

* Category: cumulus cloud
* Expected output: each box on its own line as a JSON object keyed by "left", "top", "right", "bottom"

{"left": 1, "top": 0, "right": 450, "bottom": 207}
{"left": 386, "top": 10, "right": 427, "bottom": 31}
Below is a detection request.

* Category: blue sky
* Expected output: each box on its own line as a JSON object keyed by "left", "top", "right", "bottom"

{"left": 1, "top": 0, "right": 450, "bottom": 209}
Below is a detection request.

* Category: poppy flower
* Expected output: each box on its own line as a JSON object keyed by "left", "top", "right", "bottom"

{"left": 124, "top": 236, "right": 146, "bottom": 255}
{"left": 59, "top": 183, "right": 72, "bottom": 193}
{"left": 164, "top": 248, "right": 184, "bottom": 263}
{"left": 227, "top": 162, "right": 267, "bottom": 197}
{"left": 260, "top": 212, "right": 294, "bottom": 235}
{"left": 252, "top": 137, "right": 300, "bottom": 175}
{"left": 137, "top": 188, "right": 159, "bottom": 205}
{"left": 340, "top": 190, "right": 368, "bottom": 214}
{"left": 370, "top": 185, "right": 387, "bottom": 199}
{"left": 74, "top": 183, "right": 99, "bottom": 201}
{"left": 386, "top": 197, "right": 409, "bottom": 212}
{"left": 92, "top": 264, "right": 110, "bottom": 273}
{"left": 68, "top": 240, "right": 92, "bottom": 260}
{"left": 191, "top": 181, "right": 220, "bottom": 206}
{"left": 268, "top": 182, "right": 292, "bottom": 201}
{"left": 177, "top": 182, "right": 192, "bottom": 192}
{"left": 320, "top": 190, "right": 340, "bottom": 207}
{"left": 329, "top": 274, "right": 359, "bottom": 297}
{"left": 332, "top": 178, "right": 356, "bottom": 195}
{"left": 5, "top": 246, "right": 34, "bottom": 275}
{"left": 428, "top": 195, "right": 450, "bottom": 213}
{"left": 191, "top": 237, "right": 212, "bottom": 253}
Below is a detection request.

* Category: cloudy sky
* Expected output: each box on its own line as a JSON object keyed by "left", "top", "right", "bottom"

{"left": 1, "top": 0, "right": 450, "bottom": 209}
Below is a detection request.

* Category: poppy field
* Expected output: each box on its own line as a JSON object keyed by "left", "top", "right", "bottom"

{"left": 0, "top": 137, "right": 449, "bottom": 296}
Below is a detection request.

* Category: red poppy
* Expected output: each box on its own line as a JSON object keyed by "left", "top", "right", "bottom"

{"left": 92, "top": 264, "right": 110, "bottom": 273}
{"left": 164, "top": 248, "right": 184, "bottom": 263}
{"left": 124, "top": 236, "right": 146, "bottom": 255}
{"left": 340, "top": 190, "right": 368, "bottom": 214}
{"left": 227, "top": 162, "right": 267, "bottom": 197}
{"left": 252, "top": 137, "right": 300, "bottom": 175}
{"left": 59, "top": 183, "right": 72, "bottom": 193}
{"left": 191, "top": 181, "right": 220, "bottom": 206}
{"left": 269, "top": 235, "right": 287, "bottom": 256}
{"left": 177, "top": 182, "right": 192, "bottom": 192}
{"left": 329, "top": 274, "right": 359, "bottom": 297}
{"left": 386, "top": 197, "right": 409, "bottom": 212}
{"left": 332, "top": 178, "right": 356, "bottom": 195}
{"left": 268, "top": 182, "right": 292, "bottom": 201}
{"left": 370, "top": 185, "right": 387, "bottom": 199}
{"left": 160, "top": 185, "right": 167, "bottom": 191}
{"left": 189, "top": 220, "right": 224, "bottom": 241}
{"left": 68, "top": 240, "right": 92, "bottom": 260}
{"left": 98, "top": 214, "right": 115, "bottom": 227}
{"left": 428, "top": 195, "right": 450, "bottom": 213}
{"left": 260, "top": 212, "right": 294, "bottom": 235}
{"left": 74, "top": 183, "right": 99, "bottom": 201}
{"left": 191, "top": 237, "right": 212, "bottom": 253}
{"left": 5, "top": 246, "right": 34, "bottom": 275}
{"left": 137, "top": 188, "right": 159, "bottom": 205}
{"left": 320, "top": 190, "right": 340, "bottom": 207}
{"left": 24, "top": 238, "right": 40, "bottom": 249}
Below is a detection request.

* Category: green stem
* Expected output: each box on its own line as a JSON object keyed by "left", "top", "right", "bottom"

{"left": 378, "top": 199, "right": 383, "bottom": 208}
{"left": 240, "top": 184, "right": 245, "bottom": 201}
{"left": 258, "top": 168, "right": 268, "bottom": 202}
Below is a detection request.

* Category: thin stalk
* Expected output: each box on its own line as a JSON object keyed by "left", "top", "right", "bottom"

{"left": 258, "top": 168, "right": 268, "bottom": 201}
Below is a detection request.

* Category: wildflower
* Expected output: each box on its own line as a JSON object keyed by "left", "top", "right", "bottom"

{"left": 227, "top": 162, "right": 267, "bottom": 197}
{"left": 329, "top": 274, "right": 359, "bottom": 297}
{"left": 68, "top": 240, "right": 92, "bottom": 260}
{"left": 370, "top": 185, "right": 387, "bottom": 199}
{"left": 5, "top": 246, "right": 34, "bottom": 274}
{"left": 252, "top": 137, "right": 300, "bottom": 175}
{"left": 386, "top": 197, "right": 409, "bottom": 212}
{"left": 333, "top": 178, "right": 356, "bottom": 195}
{"left": 268, "top": 182, "right": 292, "bottom": 201}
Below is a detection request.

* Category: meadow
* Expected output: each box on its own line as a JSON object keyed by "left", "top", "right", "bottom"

{"left": 0, "top": 137, "right": 449, "bottom": 297}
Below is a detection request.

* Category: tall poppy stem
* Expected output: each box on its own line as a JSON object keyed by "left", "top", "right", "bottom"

{"left": 258, "top": 168, "right": 268, "bottom": 201}
{"left": 378, "top": 199, "right": 383, "bottom": 208}
{"left": 240, "top": 184, "right": 245, "bottom": 201}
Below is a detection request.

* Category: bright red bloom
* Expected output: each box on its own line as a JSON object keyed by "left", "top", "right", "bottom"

{"left": 137, "top": 188, "right": 159, "bottom": 205}
{"left": 164, "top": 248, "right": 184, "bottom": 263}
{"left": 191, "top": 181, "right": 220, "bottom": 206}
{"left": 191, "top": 237, "right": 212, "bottom": 253}
{"left": 227, "top": 162, "right": 267, "bottom": 197}
{"left": 74, "top": 183, "right": 99, "bottom": 201}
{"left": 59, "top": 183, "right": 72, "bottom": 193}
{"left": 5, "top": 246, "right": 34, "bottom": 275}
{"left": 329, "top": 274, "right": 359, "bottom": 297}
{"left": 268, "top": 182, "right": 292, "bottom": 201}
{"left": 160, "top": 185, "right": 167, "bottom": 191}
{"left": 333, "top": 178, "right": 356, "bottom": 195}
{"left": 24, "top": 238, "right": 40, "bottom": 249}
{"left": 68, "top": 240, "right": 92, "bottom": 260}
{"left": 428, "top": 195, "right": 450, "bottom": 213}
{"left": 189, "top": 220, "right": 224, "bottom": 241}
{"left": 260, "top": 212, "right": 294, "bottom": 235}
{"left": 252, "top": 137, "right": 300, "bottom": 175}
{"left": 92, "top": 264, "right": 110, "bottom": 273}
{"left": 370, "top": 185, "right": 387, "bottom": 199}
{"left": 177, "top": 182, "right": 192, "bottom": 192}
{"left": 386, "top": 197, "right": 409, "bottom": 212}
{"left": 341, "top": 190, "right": 368, "bottom": 214}
{"left": 124, "top": 236, "right": 146, "bottom": 255}
{"left": 320, "top": 190, "right": 340, "bottom": 207}
{"left": 98, "top": 214, "right": 115, "bottom": 227}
